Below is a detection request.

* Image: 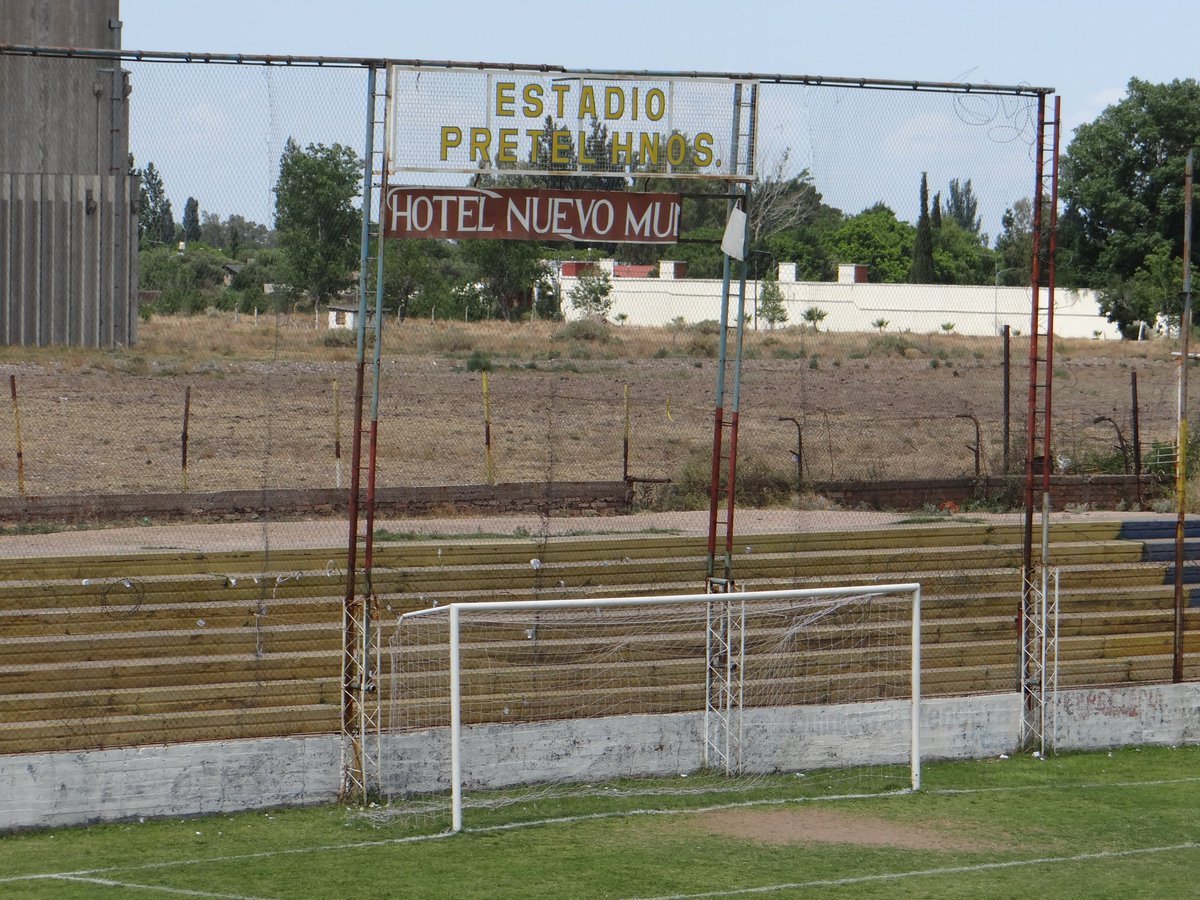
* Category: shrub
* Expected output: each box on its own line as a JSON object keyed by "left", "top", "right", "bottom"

{"left": 802, "top": 306, "right": 828, "bottom": 331}
{"left": 556, "top": 319, "right": 613, "bottom": 344}
{"left": 428, "top": 328, "right": 475, "bottom": 353}
{"left": 567, "top": 271, "right": 614, "bottom": 318}
{"left": 865, "top": 333, "right": 917, "bottom": 357}
{"left": 323, "top": 329, "right": 355, "bottom": 348}
{"left": 651, "top": 450, "right": 794, "bottom": 511}
{"left": 686, "top": 335, "right": 718, "bottom": 358}
{"left": 322, "top": 329, "right": 374, "bottom": 348}
{"left": 466, "top": 349, "right": 493, "bottom": 372}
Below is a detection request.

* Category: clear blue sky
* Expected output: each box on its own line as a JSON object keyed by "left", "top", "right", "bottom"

{"left": 121, "top": 0, "right": 1198, "bottom": 139}
{"left": 116, "top": 0, "right": 1199, "bottom": 231}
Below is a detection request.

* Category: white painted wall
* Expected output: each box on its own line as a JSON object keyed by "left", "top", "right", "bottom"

{"left": 1, "top": 683, "right": 1195, "bottom": 831}
{"left": 562, "top": 275, "right": 1120, "bottom": 340}
{"left": 327, "top": 308, "right": 360, "bottom": 330}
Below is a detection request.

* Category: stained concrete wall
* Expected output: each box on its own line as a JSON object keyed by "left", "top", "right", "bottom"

{"left": 0, "top": 0, "right": 139, "bottom": 348}
{"left": 0, "top": 736, "right": 339, "bottom": 830}
{"left": 0, "top": 0, "right": 125, "bottom": 176}
{"left": 1, "top": 684, "right": 1197, "bottom": 831}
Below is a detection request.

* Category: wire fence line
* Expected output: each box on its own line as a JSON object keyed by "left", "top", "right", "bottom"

{"left": 0, "top": 52, "right": 1176, "bottom": 514}
{"left": 0, "top": 48, "right": 1196, "bottom": 785}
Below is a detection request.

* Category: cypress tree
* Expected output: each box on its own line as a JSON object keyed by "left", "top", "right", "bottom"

{"left": 910, "top": 172, "right": 935, "bottom": 283}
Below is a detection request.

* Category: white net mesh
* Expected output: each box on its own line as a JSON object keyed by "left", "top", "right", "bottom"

{"left": 380, "top": 586, "right": 918, "bottom": 831}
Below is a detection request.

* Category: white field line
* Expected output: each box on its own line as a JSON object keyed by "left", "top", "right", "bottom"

{"left": 1, "top": 776, "right": 1197, "bottom": 887}
{"left": 623, "top": 842, "right": 1200, "bottom": 900}
{"left": 46, "top": 873, "right": 275, "bottom": 899}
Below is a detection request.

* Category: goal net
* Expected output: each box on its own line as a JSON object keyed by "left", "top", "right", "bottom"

{"left": 382, "top": 584, "right": 920, "bottom": 832}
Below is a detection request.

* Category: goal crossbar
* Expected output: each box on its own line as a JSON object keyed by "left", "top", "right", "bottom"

{"left": 396, "top": 583, "right": 922, "bottom": 832}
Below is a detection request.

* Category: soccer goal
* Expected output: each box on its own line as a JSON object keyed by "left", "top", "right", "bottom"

{"left": 383, "top": 584, "right": 921, "bottom": 832}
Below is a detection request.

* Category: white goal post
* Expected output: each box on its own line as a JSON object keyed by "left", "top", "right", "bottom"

{"left": 386, "top": 584, "right": 921, "bottom": 832}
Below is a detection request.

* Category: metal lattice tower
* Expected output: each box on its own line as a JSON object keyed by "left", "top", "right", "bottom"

{"left": 340, "top": 64, "right": 388, "bottom": 801}
{"left": 1020, "top": 94, "right": 1061, "bottom": 750}
{"left": 703, "top": 594, "right": 746, "bottom": 774}
{"left": 1019, "top": 566, "right": 1060, "bottom": 754}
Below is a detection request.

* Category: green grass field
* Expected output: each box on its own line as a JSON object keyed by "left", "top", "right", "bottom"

{"left": 1, "top": 746, "right": 1197, "bottom": 898}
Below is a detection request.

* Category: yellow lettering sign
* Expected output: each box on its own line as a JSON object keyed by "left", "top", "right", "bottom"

{"left": 495, "top": 81, "right": 516, "bottom": 116}
{"left": 440, "top": 126, "right": 462, "bottom": 161}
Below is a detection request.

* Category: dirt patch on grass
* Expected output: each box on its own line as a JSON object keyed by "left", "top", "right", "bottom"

{"left": 688, "top": 807, "right": 995, "bottom": 852}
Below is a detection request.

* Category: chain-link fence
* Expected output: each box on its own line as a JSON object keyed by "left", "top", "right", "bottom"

{"left": 0, "top": 49, "right": 1195, "bottom": 774}
{"left": 0, "top": 57, "right": 1181, "bottom": 506}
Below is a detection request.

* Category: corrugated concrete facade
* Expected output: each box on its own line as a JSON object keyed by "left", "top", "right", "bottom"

{"left": 0, "top": 173, "right": 137, "bottom": 346}
{"left": 0, "top": 0, "right": 139, "bottom": 347}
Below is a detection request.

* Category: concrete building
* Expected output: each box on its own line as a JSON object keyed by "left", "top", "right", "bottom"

{"left": 0, "top": 0, "right": 139, "bottom": 347}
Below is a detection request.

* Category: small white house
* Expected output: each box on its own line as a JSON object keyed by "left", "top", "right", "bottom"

{"left": 327, "top": 304, "right": 374, "bottom": 330}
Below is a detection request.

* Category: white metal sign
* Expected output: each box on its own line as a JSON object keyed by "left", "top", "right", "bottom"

{"left": 386, "top": 66, "right": 757, "bottom": 182}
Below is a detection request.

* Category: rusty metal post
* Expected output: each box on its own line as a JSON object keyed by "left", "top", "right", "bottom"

{"left": 1022, "top": 93, "right": 1048, "bottom": 592}
{"left": 957, "top": 413, "right": 981, "bottom": 478}
{"left": 1040, "top": 96, "right": 1061, "bottom": 573}
{"left": 1132, "top": 367, "right": 1142, "bottom": 508}
{"left": 9, "top": 375, "right": 25, "bottom": 498}
{"left": 1174, "top": 147, "right": 1193, "bottom": 684}
{"left": 1002, "top": 325, "right": 1011, "bottom": 477}
{"left": 482, "top": 371, "right": 495, "bottom": 485}
{"left": 181, "top": 385, "right": 191, "bottom": 492}
{"left": 333, "top": 379, "right": 343, "bottom": 490}
{"left": 778, "top": 416, "right": 803, "bottom": 490}
{"left": 623, "top": 383, "right": 631, "bottom": 483}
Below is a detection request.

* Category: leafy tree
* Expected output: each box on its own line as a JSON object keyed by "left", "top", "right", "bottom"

{"left": 932, "top": 220, "right": 995, "bottom": 284}
{"left": 182, "top": 197, "right": 201, "bottom": 243}
{"left": 198, "top": 213, "right": 273, "bottom": 255}
{"left": 273, "top": 138, "right": 362, "bottom": 306}
{"left": 380, "top": 238, "right": 470, "bottom": 321}
{"left": 137, "top": 244, "right": 227, "bottom": 315}
{"left": 157, "top": 199, "right": 176, "bottom": 246}
{"left": 461, "top": 239, "right": 551, "bottom": 320}
{"left": 764, "top": 229, "right": 835, "bottom": 281}
{"left": 228, "top": 220, "right": 242, "bottom": 259}
{"left": 757, "top": 269, "right": 788, "bottom": 329}
{"left": 930, "top": 191, "right": 943, "bottom": 230}
{"left": 137, "top": 161, "right": 175, "bottom": 248}
{"left": 568, "top": 269, "right": 615, "bottom": 318}
{"left": 944, "top": 178, "right": 983, "bottom": 238}
{"left": 1059, "top": 77, "right": 1200, "bottom": 329}
{"left": 1098, "top": 244, "right": 1184, "bottom": 337}
{"left": 225, "top": 248, "right": 287, "bottom": 313}
{"left": 994, "top": 198, "right": 1033, "bottom": 285}
{"left": 748, "top": 152, "right": 824, "bottom": 246}
{"left": 669, "top": 225, "right": 726, "bottom": 279}
{"left": 910, "top": 173, "right": 935, "bottom": 283}
{"left": 822, "top": 203, "right": 914, "bottom": 283}
{"left": 577, "top": 118, "right": 627, "bottom": 192}
{"left": 199, "top": 212, "right": 225, "bottom": 248}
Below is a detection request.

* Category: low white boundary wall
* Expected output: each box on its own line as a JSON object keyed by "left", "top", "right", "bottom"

{"left": 2, "top": 682, "right": 1196, "bottom": 831}
{"left": 561, "top": 275, "right": 1121, "bottom": 340}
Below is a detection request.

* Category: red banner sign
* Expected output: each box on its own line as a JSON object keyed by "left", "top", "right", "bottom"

{"left": 383, "top": 187, "right": 681, "bottom": 244}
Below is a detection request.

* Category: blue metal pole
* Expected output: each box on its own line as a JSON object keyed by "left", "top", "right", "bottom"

{"left": 356, "top": 68, "right": 376, "bottom": 361}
